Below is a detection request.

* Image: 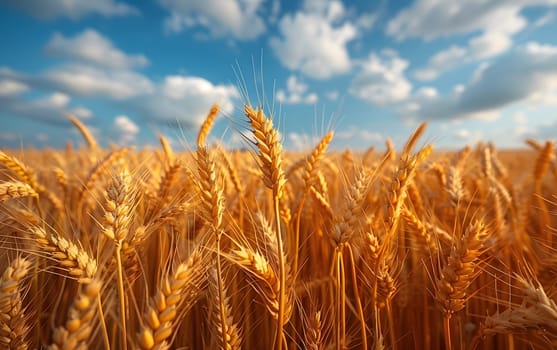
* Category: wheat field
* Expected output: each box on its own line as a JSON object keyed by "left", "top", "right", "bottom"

{"left": 1, "top": 104, "right": 556, "bottom": 350}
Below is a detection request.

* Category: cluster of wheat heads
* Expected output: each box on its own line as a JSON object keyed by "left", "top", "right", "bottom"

{"left": 1, "top": 104, "right": 557, "bottom": 350}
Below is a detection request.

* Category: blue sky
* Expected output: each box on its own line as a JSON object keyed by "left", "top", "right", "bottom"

{"left": 1, "top": 0, "right": 557, "bottom": 151}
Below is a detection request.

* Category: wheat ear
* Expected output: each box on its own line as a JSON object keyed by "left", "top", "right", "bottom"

{"left": 217, "top": 146, "right": 243, "bottom": 194}
{"left": 305, "top": 309, "right": 323, "bottom": 350}
{"left": 402, "top": 121, "right": 428, "bottom": 156}
{"left": 77, "top": 147, "right": 130, "bottom": 207}
{"left": 48, "top": 279, "right": 101, "bottom": 350}
{"left": 387, "top": 145, "right": 432, "bottom": 237}
{"left": 0, "top": 182, "right": 38, "bottom": 202}
{"left": 244, "top": 105, "right": 285, "bottom": 199}
{"left": 208, "top": 268, "right": 242, "bottom": 350}
{"left": 158, "top": 134, "right": 174, "bottom": 166}
{"left": 0, "top": 257, "right": 31, "bottom": 350}
{"left": 532, "top": 141, "right": 554, "bottom": 246}
{"left": 68, "top": 115, "right": 98, "bottom": 151}
{"left": 293, "top": 131, "right": 334, "bottom": 273}
{"left": 197, "top": 103, "right": 219, "bottom": 148}
{"left": 138, "top": 250, "right": 206, "bottom": 350}
{"left": 229, "top": 246, "right": 292, "bottom": 323}
{"left": 482, "top": 275, "right": 557, "bottom": 336}
{"left": 29, "top": 226, "right": 97, "bottom": 282}
{"left": 435, "top": 220, "right": 488, "bottom": 350}
{"left": 0, "top": 152, "right": 38, "bottom": 189}
{"left": 401, "top": 208, "right": 437, "bottom": 253}
{"left": 148, "top": 162, "right": 182, "bottom": 221}
{"left": 0, "top": 152, "right": 61, "bottom": 211}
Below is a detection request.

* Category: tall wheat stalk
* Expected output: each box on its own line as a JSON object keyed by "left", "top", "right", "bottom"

{"left": 244, "top": 104, "right": 288, "bottom": 350}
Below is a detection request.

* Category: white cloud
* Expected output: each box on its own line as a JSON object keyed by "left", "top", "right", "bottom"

{"left": 1, "top": 67, "right": 235, "bottom": 132}
{"left": 387, "top": 0, "right": 552, "bottom": 41}
{"left": 513, "top": 112, "right": 536, "bottom": 137}
{"left": 454, "top": 128, "right": 483, "bottom": 143}
{"left": 455, "top": 129, "right": 470, "bottom": 139}
{"left": 45, "top": 29, "right": 148, "bottom": 69}
{"left": 0, "top": 79, "right": 29, "bottom": 96}
{"left": 392, "top": 1, "right": 555, "bottom": 80}
{"left": 42, "top": 64, "right": 154, "bottom": 100}
{"left": 288, "top": 132, "right": 313, "bottom": 151}
{"left": 38, "top": 31, "right": 152, "bottom": 99}
{"left": 336, "top": 126, "right": 383, "bottom": 143}
{"left": 416, "top": 87, "right": 438, "bottom": 99}
{"left": 133, "top": 75, "right": 239, "bottom": 128}
{"left": 3, "top": 0, "right": 138, "bottom": 20}
{"left": 113, "top": 115, "right": 139, "bottom": 144}
{"left": 160, "top": 0, "right": 266, "bottom": 40}
{"left": 114, "top": 115, "right": 139, "bottom": 134}
{"left": 1, "top": 29, "right": 178, "bottom": 136}
{"left": 349, "top": 50, "right": 412, "bottom": 105}
{"left": 276, "top": 75, "right": 318, "bottom": 105}
{"left": 468, "top": 30, "right": 517, "bottom": 59}
{"left": 414, "top": 45, "right": 467, "bottom": 81}
{"left": 270, "top": 1, "right": 357, "bottom": 79}
{"left": 71, "top": 106, "right": 93, "bottom": 119}
{"left": 408, "top": 42, "right": 557, "bottom": 121}
{"left": 0, "top": 28, "right": 239, "bottom": 133}
{"left": 1, "top": 90, "right": 93, "bottom": 124}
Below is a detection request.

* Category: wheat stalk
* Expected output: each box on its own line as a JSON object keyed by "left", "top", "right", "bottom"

{"left": 244, "top": 104, "right": 288, "bottom": 350}
{"left": 103, "top": 168, "right": 135, "bottom": 349}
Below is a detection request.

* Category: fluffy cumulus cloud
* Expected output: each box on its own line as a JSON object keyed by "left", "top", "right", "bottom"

{"left": 0, "top": 29, "right": 238, "bottom": 130}
{"left": 45, "top": 29, "right": 148, "bottom": 69}
{"left": 414, "top": 45, "right": 468, "bottom": 81}
{"left": 408, "top": 42, "right": 557, "bottom": 120}
{"left": 160, "top": 0, "right": 266, "bottom": 40}
{"left": 113, "top": 115, "right": 140, "bottom": 144}
{"left": 270, "top": 0, "right": 357, "bottom": 79}
{"left": 0, "top": 89, "right": 93, "bottom": 124}
{"left": 349, "top": 50, "right": 412, "bottom": 105}
{"left": 34, "top": 30, "right": 154, "bottom": 99}
{"left": 133, "top": 75, "right": 239, "bottom": 128}
{"left": 276, "top": 75, "right": 318, "bottom": 105}
{"left": 387, "top": 0, "right": 552, "bottom": 41}
{"left": 41, "top": 64, "right": 154, "bottom": 100}
{"left": 390, "top": 0, "right": 557, "bottom": 80}
{"left": 2, "top": 0, "right": 138, "bottom": 20}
